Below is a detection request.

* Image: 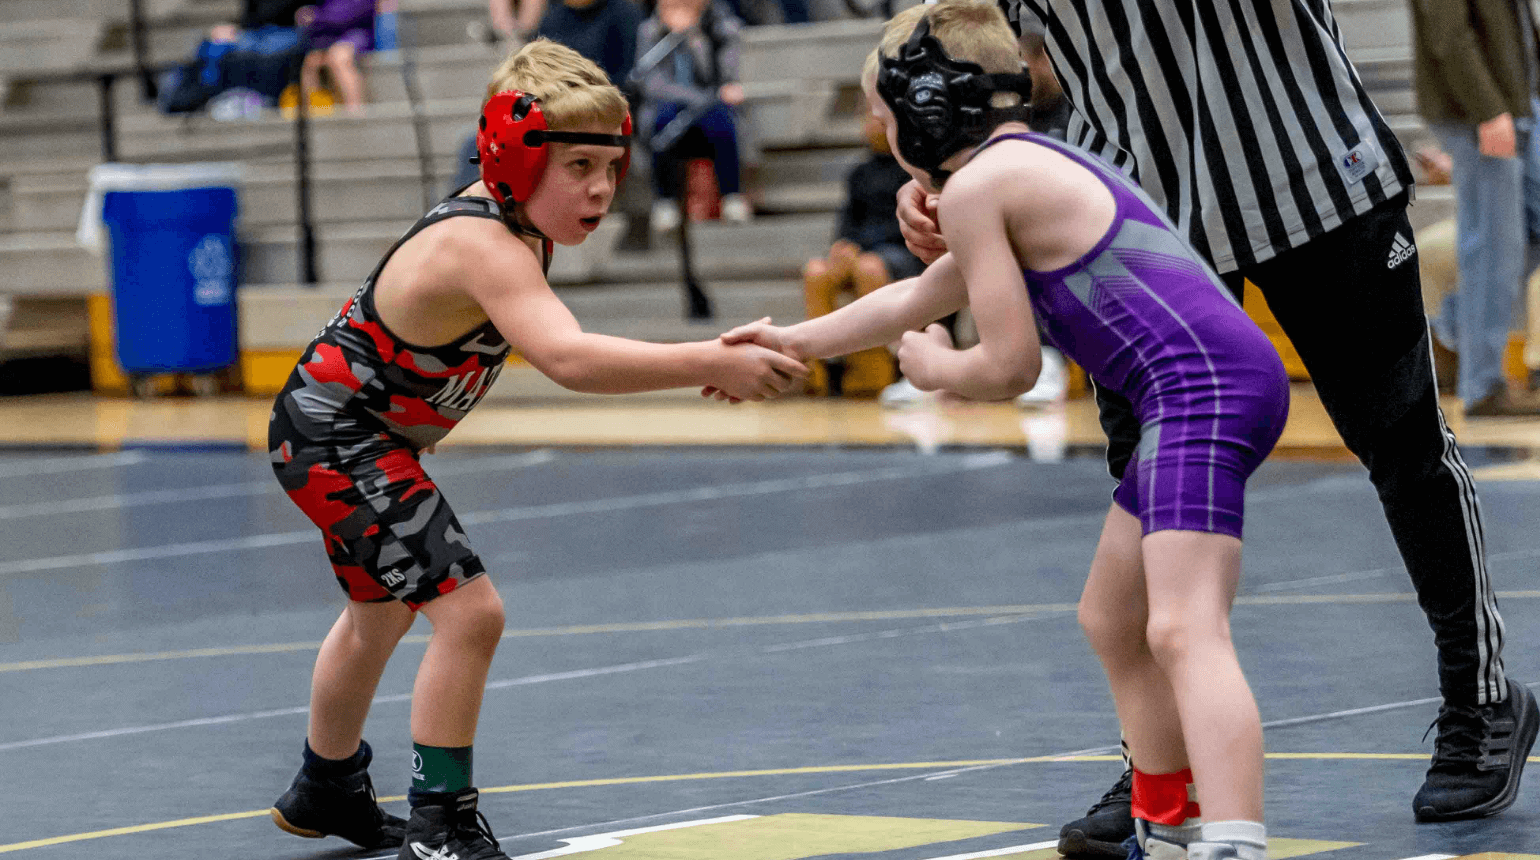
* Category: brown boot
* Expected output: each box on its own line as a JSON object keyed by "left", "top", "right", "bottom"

{"left": 1464, "top": 384, "right": 1540, "bottom": 417}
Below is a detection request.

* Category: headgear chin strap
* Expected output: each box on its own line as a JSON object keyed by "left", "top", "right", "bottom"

{"left": 876, "top": 17, "right": 1033, "bottom": 186}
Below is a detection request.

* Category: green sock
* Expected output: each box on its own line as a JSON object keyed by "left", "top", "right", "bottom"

{"left": 411, "top": 743, "right": 473, "bottom": 795}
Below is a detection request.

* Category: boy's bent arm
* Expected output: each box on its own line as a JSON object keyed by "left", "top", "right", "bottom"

{"left": 783, "top": 253, "right": 968, "bottom": 359}
{"left": 929, "top": 171, "right": 1041, "bottom": 400}
{"left": 454, "top": 225, "right": 792, "bottom": 395}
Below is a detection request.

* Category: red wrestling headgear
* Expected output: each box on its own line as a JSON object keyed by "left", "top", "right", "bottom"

{"left": 475, "top": 90, "right": 633, "bottom": 208}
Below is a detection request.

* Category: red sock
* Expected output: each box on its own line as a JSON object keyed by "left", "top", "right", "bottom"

{"left": 1130, "top": 767, "right": 1201, "bottom": 825}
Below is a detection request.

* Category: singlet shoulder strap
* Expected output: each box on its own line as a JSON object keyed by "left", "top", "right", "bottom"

{"left": 972, "top": 131, "right": 1125, "bottom": 190}
{"left": 361, "top": 189, "right": 553, "bottom": 289}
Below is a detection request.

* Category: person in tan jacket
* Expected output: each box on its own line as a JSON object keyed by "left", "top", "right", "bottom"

{"left": 1412, "top": 0, "right": 1540, "bottom": 414}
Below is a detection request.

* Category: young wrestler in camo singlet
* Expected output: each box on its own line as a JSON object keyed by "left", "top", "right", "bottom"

{"left": 717, "top": 4, "right": 1288, "bottom": 860}
{"left": 267, "top": 39, "right": 805, "bottom": 860}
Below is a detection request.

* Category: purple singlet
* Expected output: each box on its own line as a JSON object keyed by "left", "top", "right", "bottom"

{"left": 977, "top": 132, "right": 1290, "bottom": 538}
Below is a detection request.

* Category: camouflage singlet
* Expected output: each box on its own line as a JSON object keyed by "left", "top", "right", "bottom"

{"left": 268, "top": 191, "right": 549, "bottom": 608}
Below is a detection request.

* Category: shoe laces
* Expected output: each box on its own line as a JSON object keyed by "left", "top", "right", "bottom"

{"left": 1422, "top": 702, "right": 1497, "bottom": 766}
{"left": 1088, "top": 768, "right": 1134, "bottom": 815}
{"left": 354, "top": 772, "right": 389, "bottom": 829}
{"left": 454, "top": 808, "right": 509, "bottom": 860}
{"left": 1122, "top": 835, "right": 1145, "bottom": 860}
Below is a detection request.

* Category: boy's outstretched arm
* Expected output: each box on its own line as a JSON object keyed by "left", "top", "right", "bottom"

{"left": 454, "top": 221, "right": 807, "bottom": 400}
{"left": 722, "top": 253, "right": 969, "bottom": 361}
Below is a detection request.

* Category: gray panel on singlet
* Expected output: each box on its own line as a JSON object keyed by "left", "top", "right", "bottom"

{"left": 0, "top": 448, "right": 1537, "bottom": 859}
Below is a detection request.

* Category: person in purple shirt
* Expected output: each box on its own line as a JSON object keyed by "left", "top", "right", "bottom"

{"left": 715, "top": 6, "right": 1286, "bottom": 860}
{"left": 298, "top": 0, "right": 377, "bottom": 113}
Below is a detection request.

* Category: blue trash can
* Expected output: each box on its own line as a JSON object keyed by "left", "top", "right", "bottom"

{"left": 92, "top": 163, "right": 241, "bottom": 377}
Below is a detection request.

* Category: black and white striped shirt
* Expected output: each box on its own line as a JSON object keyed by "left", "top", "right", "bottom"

{"left": 1014, "top": 0, "right": 1414, "bottom": 273}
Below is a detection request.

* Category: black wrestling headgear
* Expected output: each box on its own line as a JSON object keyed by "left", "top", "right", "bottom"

{"left": 875, "top": 17, "right": 1033, "bottom": 186}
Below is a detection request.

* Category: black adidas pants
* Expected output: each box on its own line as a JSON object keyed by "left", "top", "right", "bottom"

{"left": 1093, "top": 192, "right": 1509, "bottom": 707}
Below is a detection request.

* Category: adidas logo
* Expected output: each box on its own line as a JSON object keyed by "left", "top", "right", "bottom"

{"left": 1387, "top": 232, "right": 1416, "bottom": 269}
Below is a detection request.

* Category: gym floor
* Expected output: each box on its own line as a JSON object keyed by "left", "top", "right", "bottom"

{"left": 0, "top": 391, "right": 1538, "bottom": 859}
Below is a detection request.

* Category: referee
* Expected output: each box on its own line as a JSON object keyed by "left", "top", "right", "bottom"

{"left": 897, "top": 0, "right": 1536, "bottom": 847}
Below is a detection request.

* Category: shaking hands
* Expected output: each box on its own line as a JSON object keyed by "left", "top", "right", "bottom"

{"left": 701, "top": 317, "right": 803, "bottom": 403}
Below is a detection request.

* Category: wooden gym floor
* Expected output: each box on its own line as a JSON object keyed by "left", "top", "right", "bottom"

{"left": 1, "top": 384, "right": 1539, "bottom": 480}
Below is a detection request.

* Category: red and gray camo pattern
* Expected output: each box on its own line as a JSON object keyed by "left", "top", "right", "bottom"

{"left": 269, "top": 197, "right": 513, "bottom": 607}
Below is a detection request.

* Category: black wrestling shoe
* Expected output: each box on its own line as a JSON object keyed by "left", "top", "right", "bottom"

{"left": 271, "top": 742, "right": 407, "bottom": 849}
{"left": 399, "top": 788, "right": 510, "bottom": 860}
{"left": 1414, "top": 678, "right": 1538, "bottom": 822}
{"left": 1058, "top": 767, "right": 1135, "bottom": 858}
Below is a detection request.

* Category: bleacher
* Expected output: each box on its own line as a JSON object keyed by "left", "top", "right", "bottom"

{"left": 0, "top": 0, "right": 1448, "bottom": 398}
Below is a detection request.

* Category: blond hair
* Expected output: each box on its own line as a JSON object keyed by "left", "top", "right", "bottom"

{"left": 861, "top": 1, "right": 1022, "bottom": 93}
{"left": 485, "top": 38, "right": 629, "bottom": 131}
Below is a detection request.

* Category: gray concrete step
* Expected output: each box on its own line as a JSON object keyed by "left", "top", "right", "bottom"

{"left": 739, "top": 18, "right": 882, "bottom": 83}
{"left": 0, "top": 231, "right": 107, "bottom": 295}
{"left": 0, "top": 18, "right": 106, "bottom": 76}
{"left": 9, "top": 163, "right": 457, "bottom": 233}
{"left": 233, "top": 212, "right": 831, "bottom": 286}
{"left": 1333, "top": 0, "right": 1412, "bottom": 56}
{"left": 1407, "top": 183, "right": 1453, "bottom": 234}
{"left": 98, "top": 88, "right": 864, "bottom": 166}
{"left": 0, "top": 210, "right": 831, "bottom": 298}
{"left": 7, "top": 142, "right": 856, "bottom": 233}
{"left": 0, "top": 0, "right": 181, "bottom": 23}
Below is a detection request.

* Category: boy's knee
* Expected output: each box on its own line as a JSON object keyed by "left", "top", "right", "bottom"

{"left": 1078, "top": 600, "right": 1142, "bottom": 658}
{"left": 804, "top": 258, "right": 830, "bottom": 280}
{"left": 1144, "top": 611, "right": 1224, "bottom": 668}
{"left": 462, "top": 595, "right": 506, "bottom": 649}
{"left": 429, "top": 584, "right": 506, "bottom": 652}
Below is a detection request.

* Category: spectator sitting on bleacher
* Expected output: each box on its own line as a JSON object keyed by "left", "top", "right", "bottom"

{"left": 298, "top": 0, "right": 378, "bottom": 115}
{"left": 637, "top": 0, "right": 752, "bottom": 233}
{"left": 159, "top": 0, "right": 308, "bottom": 116}
{"left": 801, "top": 99, "right": 925, "bottom": 397}
{"left": 210, "top": 0, "right": 308, "bottom": 43}
{"left": 536, "top": 0, "right": 644, "bottom": 88}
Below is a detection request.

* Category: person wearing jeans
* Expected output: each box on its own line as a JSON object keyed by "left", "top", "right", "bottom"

{"left": 649, "top": 101, "right": 745, "bottom": 220}
{"left": 1415, "top": 0, "right": 1540, "bottom": 415}
{"left": 636, "top": 0, "right": 752, "bottom": 232}
{"left": 1428, "top": 102, "right": 1540, "bottom": 414}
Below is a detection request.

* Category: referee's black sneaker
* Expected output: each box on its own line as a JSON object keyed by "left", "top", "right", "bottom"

{"left": 1414, "top": 678, "right": 1538, "bottom": 822}
{"left": 271, "top": 741, "right": 406, "bottom": 849}
{"left": 1058, "top": 767, "right": 1135, "bottom": 858}
{"left": 398, "top": 788, "right": 510, "bottom": 860}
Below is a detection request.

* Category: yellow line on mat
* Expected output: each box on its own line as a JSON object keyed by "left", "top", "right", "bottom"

{"left": 4, "top": 753, "right": 1539, "bottom": 854}
{"left": 6, "top": 592, "right": 1540, "bottom": 673}
{"left": 0, "top": 810, "right": 273, "bottom": 854}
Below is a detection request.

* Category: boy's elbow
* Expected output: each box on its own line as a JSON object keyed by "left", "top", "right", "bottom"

{"left": 544, "top": 356, "right": 611, "bottom": 393}
{"left": 524, "top": 342, "right": 590, "bottom": 392}
{"left": 995, "top": 354, "right": 1042, "bottom": 399}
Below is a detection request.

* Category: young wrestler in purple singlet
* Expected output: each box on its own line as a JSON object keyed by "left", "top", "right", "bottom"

{"left": 716, "top": 5, "right": 1288, "bottom": 859}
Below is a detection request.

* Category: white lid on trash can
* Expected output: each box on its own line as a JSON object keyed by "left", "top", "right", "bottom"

{"left": 77, "top": 162, "right": 242, "bottom": 255}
